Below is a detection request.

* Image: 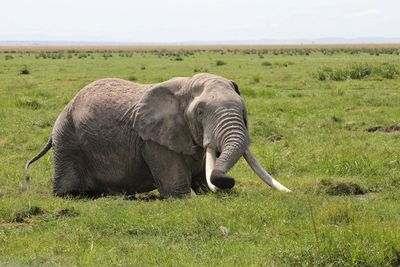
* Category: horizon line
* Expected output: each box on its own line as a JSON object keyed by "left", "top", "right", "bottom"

{"left": 1, "top": 36, "right": 400, "bottom": 46}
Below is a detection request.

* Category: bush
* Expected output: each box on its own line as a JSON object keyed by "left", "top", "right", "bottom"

{"left": 103, "top": 53, "right": 113, "bottom": 59}
{"left": 215, "top": 60, "right": 226, "bottom": 66}
{"left": 251, "top": 75, "right": 260, "bottom": 83}
{"left": 378, "top": 63, "right": 398, "bottom": 79}
{"left": 78, "top": 53, "right": 88, "bottom": 59}
{"left": 330, "top": 68, "right": 348, "bottom": 81}
{"left": 128, "top": 75, "right": 137, "bottom": 81}
{"left": 261, "top": 61, "right": 272, "bottom": 66}
{"left": 193, "top": 67, "right": 208, "bottom": 73}
{"left": 19, "top": 66, "right": 30, "bottom": 75}
{"left": 348, "top": 64, "right": 371, "bottom": 79}
{"left": 316, "top": 70, "right": 327, "bottom": 81}
{"left": 5, "top": 55, "right": 14, "bottom": 60}
{"left": 316, "top": 63, "right": 399, "bottom": 81}
{"left": 274, "top": 61, "right": 294, "bottom": 67}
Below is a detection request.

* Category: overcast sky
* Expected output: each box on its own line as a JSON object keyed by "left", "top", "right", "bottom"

{"left": 1, "top": 0, "right": 399, "bottom": 42}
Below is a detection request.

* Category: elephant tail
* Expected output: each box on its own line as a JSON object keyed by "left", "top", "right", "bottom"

{"left": 25, "top": 136, "right": 52, "bottom": 190}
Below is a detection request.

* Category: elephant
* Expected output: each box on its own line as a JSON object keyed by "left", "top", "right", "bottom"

{"left": 25, "top": 73, "right": 291, "bottom": 198}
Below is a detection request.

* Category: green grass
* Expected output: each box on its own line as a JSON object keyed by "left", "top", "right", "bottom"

{"left": 0, "top": 49, "right": 399, "bottom": 266}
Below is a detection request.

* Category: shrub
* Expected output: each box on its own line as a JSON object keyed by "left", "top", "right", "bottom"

{"left": 274, "top": 61, "right": 294, "bottom": 67}
{"left": 78, "top": 53, "right": 88, "bottom": 59}
{"left": 251, "top": 75, "right": 260, "bottom": 83}
{"left": 103, "top": 53, "right": 113, "bottom": 59}
{"left": 5, "top": 55, "right": 14, "bottom": 60}
{"left": 331, "top": 115, "right": 342, "bottom": 123}
{"left": 215, "top": 60, "right": 226, "bottom": 66}
{"left": 288, "top": 92, "right": 303, "bottom": 98}
{"left": 315, "top": 63, "right": 399, "bottom": 81}
{"left": 261, "top": 61, "right": 272, "bottom": 66}
{"left": 316, "top": 70, "right": 327, "bottom": 81}
{"left": 128, "top": 75, "right": 137, "bottom": 81}
{"left": 193, "top": 67, "right": 208, "bottom": 73}
{"left": 377, "top": 64, "right": 398, "bottom": 79}
{"left": 348, "top": 64, "right": 371, "bottom": 80}
{"left": 19, "top": 66, "right": 30, "bottom": 75}
{"left": 330, "top": 68, "right": 348, "bottom": 81}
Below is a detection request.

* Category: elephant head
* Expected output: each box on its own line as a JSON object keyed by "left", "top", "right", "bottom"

{"left": 133, "top": 73, "right": 291, "bottom": 192}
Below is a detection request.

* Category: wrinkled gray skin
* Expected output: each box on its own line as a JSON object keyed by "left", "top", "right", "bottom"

{"left": 26, "top": 73, "right": 249, "bottom": 198}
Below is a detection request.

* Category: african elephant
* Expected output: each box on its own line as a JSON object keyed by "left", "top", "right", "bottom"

{"left": 25, "top": 73, "right": 291, "bottom": 198}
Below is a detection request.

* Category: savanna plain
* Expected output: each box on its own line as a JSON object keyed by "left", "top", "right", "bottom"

{"left": 0, "top": 45, "right": 399, "bottom": 266}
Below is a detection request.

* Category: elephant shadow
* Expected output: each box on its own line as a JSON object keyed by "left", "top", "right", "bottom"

{"left": 60, "top": 188, "right": 239, "bottom": 201}
{"left": 58, "top": 191, "right": 160, "bottom": 202}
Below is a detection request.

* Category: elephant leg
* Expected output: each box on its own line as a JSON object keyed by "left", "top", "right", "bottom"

{"left": 52, "top": 149, "right": 86, "bottom": 197}
{"left": 142, "top": 141, "right": 192, "bottom": 198}
{"left": 191, "top": 162, "right": 210, "bottom": 194}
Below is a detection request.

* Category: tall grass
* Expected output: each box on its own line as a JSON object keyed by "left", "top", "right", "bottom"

{"left": 316, "top": 63, "right": 398, "bottom": 81}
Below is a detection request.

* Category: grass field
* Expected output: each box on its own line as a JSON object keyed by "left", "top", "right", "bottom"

{"left": 0, "top": 46, "right": 399, "bottom": 266}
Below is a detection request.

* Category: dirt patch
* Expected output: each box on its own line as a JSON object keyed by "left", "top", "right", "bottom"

{"left": 11, "top": 207, "right": 79, "bottom": 223}
{"left": 318, "top": 179, "right": 367, "bottom": 196}
{"left": 390, "top": 247, "right": 400, "bottom": 267}
{"left": 366, "top": 124, "right": 400, "bottom": 133}
{"left": 55, "top": 208, "right": 78, "bottom": 218}
{"left": 268, "top": 134, "right": 284, "bottom": 142}
{"left": 125, "top": 193, "right": 160, "bottom": 202}
{"left": 12, "top": 206, "right": 45, "bottom": 223}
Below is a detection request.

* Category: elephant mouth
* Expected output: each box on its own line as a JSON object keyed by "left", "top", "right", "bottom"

{"left": 205, "top": 147, "right": 292, "bottom": 193}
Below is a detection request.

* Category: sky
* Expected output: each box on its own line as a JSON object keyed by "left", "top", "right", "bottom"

{"left": 1, "top": 0, "right": 399, "bottom": 43}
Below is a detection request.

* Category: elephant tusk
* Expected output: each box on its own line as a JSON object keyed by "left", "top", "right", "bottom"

{"left": 243, "top": 149, "right": 292, "bottom": 192}
{"left": 205, "top": 147, "right": 218, "bottom": 192}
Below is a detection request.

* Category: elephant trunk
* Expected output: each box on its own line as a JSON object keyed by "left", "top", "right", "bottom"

{"left": 214, "top": 132, "right": 248, "bottom": 174}
{"left": 205, "top": 107, "right": 248, "bottom": 191}
{"left": 214, "top": 108, "right": 249, "bottom": 173}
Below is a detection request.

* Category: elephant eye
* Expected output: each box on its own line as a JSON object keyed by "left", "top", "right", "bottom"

{"left": 197, "top": 108, "right": 204, "bottom": 120}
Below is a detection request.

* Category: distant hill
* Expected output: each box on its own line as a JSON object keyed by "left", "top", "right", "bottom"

{"left": 1, "top": 37, "right": 400, "bottom": 46}
{"left": 198, "top": 37, "right": 400, "bottom": 45}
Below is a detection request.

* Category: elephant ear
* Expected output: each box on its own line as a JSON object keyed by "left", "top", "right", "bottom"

{"left": 229, "top": 80, "right": 248, "bottom": 127}
{"left": 133, "top": 81, "right": 195, "bottom": 155}
{"left": 230, "top": 80, "right": 241, "bottom": 95}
